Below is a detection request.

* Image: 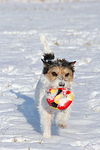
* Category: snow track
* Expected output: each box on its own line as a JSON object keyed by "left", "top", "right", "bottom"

{"left": 0, "top": 1, "right": 100, "bottom": 149}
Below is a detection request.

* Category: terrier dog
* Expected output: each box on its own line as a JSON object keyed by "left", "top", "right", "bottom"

{"left": 35, "top": 35, "right": 76, "bottom": 138}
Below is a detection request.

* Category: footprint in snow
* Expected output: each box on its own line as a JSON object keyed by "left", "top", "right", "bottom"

{"left": 88, "top": 91, "right": 100, "bottom": 113}
{"left": 94, "top": 67, "right": 100, "bottom": 72}
{"left": 77, "top": 58, "right": 92, "bottom": 66}
{"left": 2, "top": 66, "right": 18, "bottom": 75}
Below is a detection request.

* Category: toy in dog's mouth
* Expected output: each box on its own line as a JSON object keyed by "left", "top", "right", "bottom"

{"left": 46, "top": 88, "right": 74, "bottom": 110}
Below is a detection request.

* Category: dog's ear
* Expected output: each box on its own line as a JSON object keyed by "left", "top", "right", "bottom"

{"left": 41, "top": 53, "right": 55, "bottom": 66}
{"left": 41, "top": 58, "right": 54, "bottom": 66}
{"left": 41, "top": 58, "right": 48, "bottom": 66}
{"left": 69, "top": 61, "right": 76, "bottom": 66}
{"left": 69, "top": 61, "right": 76, "bottom": 73}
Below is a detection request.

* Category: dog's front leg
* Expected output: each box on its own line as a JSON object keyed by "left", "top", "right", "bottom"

{"left": 56, "top": 107, "right": 71, "bottom": 129}
{"left": 40, "top": 108, "right": 52, "bottom": 138}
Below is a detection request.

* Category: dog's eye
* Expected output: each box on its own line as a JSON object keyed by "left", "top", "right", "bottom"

{"left": 65, "top": 73, "right": 69, "bottom": 77}
{"left": 52, "top": 72, "right": 58, "bottom": 76}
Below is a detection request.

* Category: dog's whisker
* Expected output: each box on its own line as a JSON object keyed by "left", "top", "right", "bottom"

{"left": 73, "top": 81, "right": 80, "bottom": 85}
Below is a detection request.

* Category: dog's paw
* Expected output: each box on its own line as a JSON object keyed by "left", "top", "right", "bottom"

{"left": 57, "top": 123, "right": 67, "bottom": 129}
{"left": 43, "top": 132, "right": 51, "bottom": 138}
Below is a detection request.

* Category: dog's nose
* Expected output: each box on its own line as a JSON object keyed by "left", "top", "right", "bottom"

{"left": 59, "top": 82, "right": 65, "bottom": 87}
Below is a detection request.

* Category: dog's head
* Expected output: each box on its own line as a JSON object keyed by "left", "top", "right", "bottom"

{"left": 41, "top": 53, "right": 76, "bottom": 90}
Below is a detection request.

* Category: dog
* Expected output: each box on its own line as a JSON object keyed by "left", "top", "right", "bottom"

{"left": 35, "top": 35, "right": 76, "bottom": 138}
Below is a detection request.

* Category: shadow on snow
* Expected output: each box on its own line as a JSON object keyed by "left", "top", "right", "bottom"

{"left": 10, "top": 90, "right": 41, "bottom": 134}
{"left": 10, "top": 90, "right": 59, "bottom": 136}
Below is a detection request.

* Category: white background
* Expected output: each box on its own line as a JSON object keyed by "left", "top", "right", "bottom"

{"left": 0, "top": 0, "right": 100, "bottom": 149}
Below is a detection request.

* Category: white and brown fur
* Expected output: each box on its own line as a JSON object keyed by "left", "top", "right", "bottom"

{"left": 35, "top": 35, "right": 76, "bottom": 138}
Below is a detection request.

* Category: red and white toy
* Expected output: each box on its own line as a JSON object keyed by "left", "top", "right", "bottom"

{"left": 46, "top": 88, "right": 74, "bottom": 110}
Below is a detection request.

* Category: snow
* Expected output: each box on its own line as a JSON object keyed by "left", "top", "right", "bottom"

{"left": 0, "top": 0, "right": 100, "bottom": 149}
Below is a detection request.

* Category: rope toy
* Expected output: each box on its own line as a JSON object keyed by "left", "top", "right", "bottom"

{"left": 46, "top": 88, "right": 74, "bottom": 110}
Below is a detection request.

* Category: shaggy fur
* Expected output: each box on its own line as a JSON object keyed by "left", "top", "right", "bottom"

{"left": 42, "top": 56, "right": 76, "bottom": 75}
{"left": 35, "top": 35, "right": 76, "bottom": 138}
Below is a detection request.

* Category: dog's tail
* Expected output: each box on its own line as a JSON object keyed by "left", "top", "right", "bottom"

{"left": 40, "top": 35, "right": 52, "bottom": 54}
{"left": 40, "top": 35, "right": 55, "bottom": 64}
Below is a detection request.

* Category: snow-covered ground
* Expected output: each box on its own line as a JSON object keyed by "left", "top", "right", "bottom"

{"left": 0, "top": 1, "right": 100, "bottom": 149}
